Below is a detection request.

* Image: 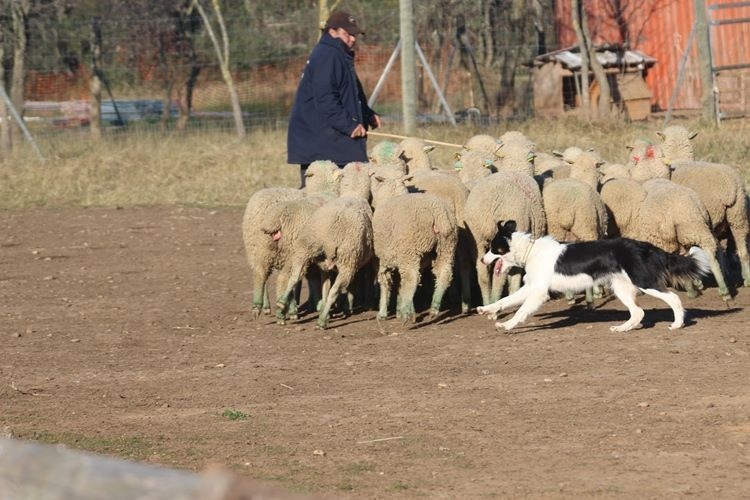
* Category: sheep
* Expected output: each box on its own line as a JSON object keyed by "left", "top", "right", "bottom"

{"left": 495, "top": 140, "right": 535, "bottom": 177}
{"left": 340, "top": 161, "right": 372, "bottom": 201}
{"left": 599, "top": 176, "right": 731, "bottom": 299}
{"left": 373, "top": 192, "right": 458, "bottom": 322}
{"left": 275, "top": 196, "right": 374, "bottom": 328}
{"left": 369, "top": 165, "right": 411, "bottom": 209}
{"left": 408, "top": 170, "right": 473, "bottom": 313}
{"left": 543, "top": 178, "right": 608, "bottom": 306}
{"left": 454, "top": 149, "right": 497, "bottom": 189}
{"left": 369, "top": 140, "right": 400, "bottom": 165}
{"left": 499, "top": 130, "right": 535, "bottom": 149}
{"left": 462, "top": 134, "right": 501, "bottom": 157}
{"left": 653, "top": 125, "right": 750, "bottom": 287}
{"left": 464, "top": 170, "right": 547, "bottom": 305}
{"left": 397, "top": 137, "right": 438, "bottom": 173}
{"left": 241, "top": 187, "right": 304, "bottom": 317}
{"left": 303, "top": 160, "right": 342, "bottom": 196}
{"left": 656, "top": 125, "right": 697, "bottom": 162}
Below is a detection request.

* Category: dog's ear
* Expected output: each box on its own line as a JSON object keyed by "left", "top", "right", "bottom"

{"left": 497, "top": 220, "right": 517, "bottom": 237}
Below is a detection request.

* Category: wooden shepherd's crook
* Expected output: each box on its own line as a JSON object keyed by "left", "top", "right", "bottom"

{"left": 367, "top": 130, "right": 463, "bottom": 148}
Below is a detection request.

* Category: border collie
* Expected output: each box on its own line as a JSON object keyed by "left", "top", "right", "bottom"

{"left": 476, "top": 223, "right": 711, "bottom": 332}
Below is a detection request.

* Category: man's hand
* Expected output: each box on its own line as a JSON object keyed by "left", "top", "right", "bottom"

{"left": 350, "top": 124, "right": 367, "bottom": 138}
{"left": 370, "top": 114, "right": 382, "bottom": 129}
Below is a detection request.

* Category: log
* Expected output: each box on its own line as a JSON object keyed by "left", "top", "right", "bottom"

{"left": 0, "top": 437, "right": 307, "bottom": 500}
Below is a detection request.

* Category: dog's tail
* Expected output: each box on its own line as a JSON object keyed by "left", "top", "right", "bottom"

{"left": 665, "top": 246, "right": 712, "bottom": 289}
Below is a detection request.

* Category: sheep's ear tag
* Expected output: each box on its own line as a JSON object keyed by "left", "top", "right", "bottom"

{"left": 454, "top": 151, "right": 462, "bottom": 160}
{"left": 482, "top": 159, "right": 493, "bottom": 168}
{"left": 453, "top": 161, "right": 463, "bottom": 171}
{"left": 689, "top": 131, "right": 698, "bottom": 140}
{"left": 526, "top": 152, "right": 536, "bottom": 162}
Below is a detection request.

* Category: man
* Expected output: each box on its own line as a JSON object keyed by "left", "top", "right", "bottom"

{"left": 287, "top": 10, "right": 381, "bottom": 187}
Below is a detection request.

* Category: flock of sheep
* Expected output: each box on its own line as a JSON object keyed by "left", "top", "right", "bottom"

{"left": 241, "top": 125, "right": 750, "bottom": 329}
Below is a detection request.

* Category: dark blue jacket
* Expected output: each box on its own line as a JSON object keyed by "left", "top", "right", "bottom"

{"left": 287, "top": 32, "right": 376, "bottom": 165}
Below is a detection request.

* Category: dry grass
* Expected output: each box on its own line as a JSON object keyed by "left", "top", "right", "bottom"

{"left": 1, "top": 116, "right": 748, "bottom": 210}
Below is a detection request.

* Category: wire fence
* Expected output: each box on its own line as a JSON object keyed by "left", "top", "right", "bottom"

{"left": 12, "top": 2, "right": 717, "bottom": 151}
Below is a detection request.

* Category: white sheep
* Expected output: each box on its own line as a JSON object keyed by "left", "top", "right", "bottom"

{"left": 340, "top": 161, "right": 372, "bottom": 201}
{"left": 653, "top": 126, "right": 750, "bottom": 287}
{"left": 369, "top": 141, "right": 400, "bottom": 165}
{"left": 397, "top": 137, "right": 437, "bottom": 173}
{"left": 275, "top": 196, "right": 374, "bottom": 328}
{"left": 408, "top": 170, "right": 473, "bottom": 313}
{"left": 462, "top": 134, "right": 501, "bottom": 157}
{"left": 373, "top": 192, "right": 458, "bottom": 322}
{"left": 303, "top": 160, "right": 342, "bottom": 196}
{"left": 541, "top": 152, "right": 609, "bottom": 304}
{"left": 454, "top": 149, "right": 497, "bottom": 189}
{"left": 464, "top": 170, "right": 547, "bottom": 305}
{"left": 496, "top": 140, "right": 536, "bottom": 177}
{"left": 241, "top": 187, "right": 304, "bottom": 317}
{"left": 599, "top": 176, "right": 730, "bottom": 299}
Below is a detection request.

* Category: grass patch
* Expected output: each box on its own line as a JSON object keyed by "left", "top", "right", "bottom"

{"left": 1, "top": 116, "right": 748, "bottom": 210}
{"left": 221, "top": 408, "right": 249, "bottom": 421}
{"left": 29, "top": 430, "right": 160, "bottom": 462}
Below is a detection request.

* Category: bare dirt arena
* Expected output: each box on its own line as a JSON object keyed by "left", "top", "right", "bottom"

{"left": 2, "top": 206, "right": 749, "bottom": 498}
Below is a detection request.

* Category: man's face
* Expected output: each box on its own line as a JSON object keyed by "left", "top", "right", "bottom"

{"left": 330, "top": 27, "right": 357, "bottom": 49}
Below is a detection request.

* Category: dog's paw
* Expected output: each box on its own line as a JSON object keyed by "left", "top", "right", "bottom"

{"left": 476, "top": 306, "right": 486, "bottom": 315}
{"left": 494, "top": 320, "right": 515, "bottom": 331}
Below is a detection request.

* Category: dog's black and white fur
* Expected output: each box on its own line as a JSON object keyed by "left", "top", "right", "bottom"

{"left": 477, "top": 223, "right": 711, "bottom": 332}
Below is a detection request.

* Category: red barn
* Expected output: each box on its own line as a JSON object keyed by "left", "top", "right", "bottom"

{"left": 553, "top": 0, "right": 750, "bottom": 115}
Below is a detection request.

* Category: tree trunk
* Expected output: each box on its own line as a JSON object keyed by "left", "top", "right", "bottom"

{"left": 192, "top": 0, "right": 245, "bottom": 138}
{"left": 89, "top": 17, "right": 103, "bottom": 141}
{"left": 582, "top": 4, "right": 611, "bottom": 118}
{"left": 0, "top": 32, "right": 11, "bottom": 156}
{"left": 10, "top": 0, "right": 29, "bottom": 143}
{"left": 571, "top": 0, "right": 590, "bottom": 116}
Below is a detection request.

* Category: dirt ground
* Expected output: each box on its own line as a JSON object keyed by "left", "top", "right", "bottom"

{"left": 2, "top": 206, "right": 749, "bottom": 499}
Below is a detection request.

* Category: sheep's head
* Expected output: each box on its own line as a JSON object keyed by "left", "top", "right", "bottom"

{"left": 340, "top": 161, "right": 373, "bottom": 201}
{"left": 454, "top": 150, "right": 496, "bottom": 183}
{"left": 305, "top": 160, "right": 342, "bottom": 196}
{"left": 462, "top": 134, "right": 501, "bottom": 157}
{"left": 369, "top": 165, "right": 410, "bottom": 209}
{"left": 369, "top": 141, "right": 400, "bottom": 165}
{"left": 397, "top": 137, "right": 435, "bottom": 173}
{"left": 656, "top": 125, "right": 696, "bottom": 163}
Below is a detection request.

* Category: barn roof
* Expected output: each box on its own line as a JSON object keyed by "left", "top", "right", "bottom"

{"left": 532, "top": 44, "right": 657, "bottom": 71}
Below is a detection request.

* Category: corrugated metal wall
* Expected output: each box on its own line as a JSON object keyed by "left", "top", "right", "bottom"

{"left": 553, "top": 0, "right": 750, "bottom": 111}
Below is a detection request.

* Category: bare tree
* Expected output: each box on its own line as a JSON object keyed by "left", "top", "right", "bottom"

{"left": 317, "top": 0, "right": 342, "bottom": 30}
{"left": 0, "top": 29, "right": 10, "bottom": 155}
{"left": 581, "top": 3, "right": 611, "bottom": 118}
{"left": 10, "top": 0, "right": 30, "bottom": 142}
{"left": 191, "top": 0, "right": 245, "bottom": 138}
{"left": 571, "top": 0, "right": 591, "bottom": 116}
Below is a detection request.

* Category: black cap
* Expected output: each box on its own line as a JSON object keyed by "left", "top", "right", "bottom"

{"left": 324, "top": 11, "right": 364, "bottom": 35}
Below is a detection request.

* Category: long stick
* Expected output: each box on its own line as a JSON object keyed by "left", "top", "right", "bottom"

{"left": 367, "top": 130, "right": 463, "bottom": 148}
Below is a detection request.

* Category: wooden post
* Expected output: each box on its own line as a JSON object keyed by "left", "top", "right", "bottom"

{"left": 399, "top": 0, "right": 417, "bottom": 134}
{"left": 693, "top": 0, "right": 716, "bottom": 122}
{"left": 90, "top": 17, "right": 103, "bottom": 141}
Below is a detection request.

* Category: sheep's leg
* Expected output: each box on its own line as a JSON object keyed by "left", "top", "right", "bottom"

{"left": 490, "top": 271, "right": 507, "bottom": 303}
{"left": 685, "top": 280, "right": 700, "bottom": 298}
{"left": 706, "top": 250, "right": 731, "bottom": 300}
{"left": 251, "top": 268, "right": 271, "bottom": 319}
{"left": 430, "top": 251, "right": 455, "bottom": 317}
{"left": 593, "top": 285, "right": 604, "bottom": 299}
{"left": 609, "top": 275, "right": 644, "bottom": 332}
{"left": 276, "top": 262, "right": 305, "bottom": 323}
{"left": 564, "top": 291, "right": 576, "bottom": 305}
{"left": 262, "top": 286, "right": 271, "bottom": 315}
{"left": 317, "top": 269, "right": 354, "bottom": 329}
{"left": 317, "top": 270, "right": 331, "bottom": 313}
{"left": 641, "top": 288, "right": 685, "bottom": 330}
{"left": 377, "top": 266, "right": 393, "bottom": 320}
{"left": 584, "top": 287, "right": 594, "bottom": 307}
{"left": 457, "top": 254, "right": 472, "bottom": 314}
{"left": 476, "top": 259, "right": 492, "bottom": 306}
{"left": 507, "top": 269, "right": 523, "bottom": 295}
{"left": 727, "top": 218, "right": 750, "bottom": 287}
{"left": 397, "top": 266, "right": 420, "bottom": 323}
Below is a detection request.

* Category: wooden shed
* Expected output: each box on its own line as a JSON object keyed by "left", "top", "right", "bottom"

{"left": 531, "top": 45, "right": 657, "bottom": 119}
